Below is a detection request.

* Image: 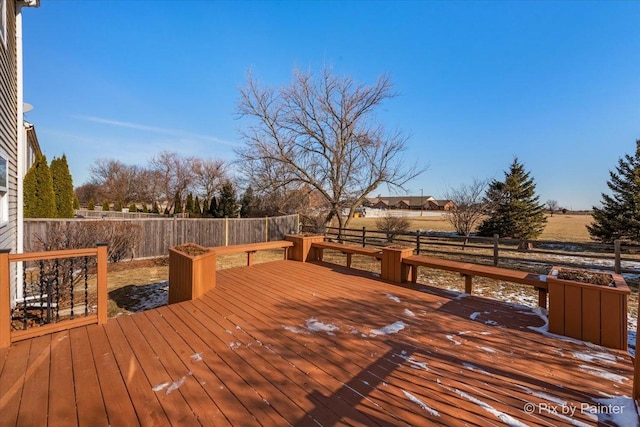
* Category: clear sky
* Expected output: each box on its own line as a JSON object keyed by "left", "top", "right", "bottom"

{"left": 22, "top": 1, "right": 639, "bottom": 210}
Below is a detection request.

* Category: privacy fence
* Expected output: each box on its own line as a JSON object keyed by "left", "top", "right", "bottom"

{"left": 306, "top": 225, "right": 640, "bottom": 279}
{"left": 25, "top": 215, "right": 299, "bottom": 260}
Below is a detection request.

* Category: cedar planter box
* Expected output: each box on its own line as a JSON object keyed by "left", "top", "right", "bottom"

{"left": 381, "top": 246, "right": 414, "bottom": 283}
{"left": 168, "top": 243, "right": 217, "bottom": 304}
{"left": 548, "top": 266, "right": 630, "bottom": 350}
{"left": 285, "top": 234, "right": 325, "bottom": 262}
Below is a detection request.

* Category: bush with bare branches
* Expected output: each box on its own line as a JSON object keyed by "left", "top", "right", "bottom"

{"left": 375, "top": 215, "right": 411, "bottom": 243}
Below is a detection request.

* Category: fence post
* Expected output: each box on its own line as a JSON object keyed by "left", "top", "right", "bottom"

{"left": 0, "top": 249, "right": 11, "bottom": 348}
{"left": 493, "top": 234, "right": 499, "bottom": 266}
{"left": 416, "top": 230, "right": 421, "bottom": 255}
{"left": 225, "top": 217, "right": 229, "bottom": 246}
{"left": 96, "top": 243, "right": 108, "bottom": 325}
{"left": 614, "top": 240, "right": 621, "bottom": 274}
{"left": 362, "top": 227, "right": 366, "bottom": 247}
{"left": 265, "top": 216, "right": 269, "bottom": 242}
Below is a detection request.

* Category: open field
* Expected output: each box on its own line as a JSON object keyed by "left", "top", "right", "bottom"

{"left": 346, "top": 212, "right": 594, "bottom": 242}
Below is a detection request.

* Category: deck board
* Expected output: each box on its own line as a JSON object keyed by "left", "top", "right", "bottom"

{"left": 1, "top": 260, "right": 636, "bottom": 426}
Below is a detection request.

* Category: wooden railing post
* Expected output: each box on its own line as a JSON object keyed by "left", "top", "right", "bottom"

{"left": 0, "top": 249, "right": 11, "bottom": 348}
{"left": 416, "top": 230, "right": 421, "bottom": 255}
{"left": 362, "top": 227, "right": 366, "bottom": 247}
{"left": 614, "top": 240, "right": 621, "bottom": 274}
{"left": 493, "top": 234, "right": 499, "bottom": 266}
{"left": 96, "top": 243, "right": 108, "bottom": 325}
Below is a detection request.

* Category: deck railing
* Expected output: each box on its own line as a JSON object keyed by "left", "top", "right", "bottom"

{"left": 0, "top": 243, "right": 108, "bottom": 348}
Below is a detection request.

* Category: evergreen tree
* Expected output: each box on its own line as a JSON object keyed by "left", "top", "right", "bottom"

{"left": 173, "top": 191, "right": 183, "bottom": 214}
{"left": 24, "top": 154, "right": 56, "bottom": 218}
{"left": 217, "top": 181, "right": 238, "bottom": 217}
{"left": 129, "top": 203, "right": 137, "bottom": 213}
{"left": 114, "top": 201, "right": 123, "bottom": 212}
{"left": 588, "top": 140, "right": 640, "bottom": 243}
{"left": 141, "top": 204, "right": 148, "bottom": 213}
{"left": 478, "top": 158, "right": 547, "bottom": 241}
{"left": 152, "top": 201, "right": 160, "bottom": 214}
{"left": 209, "top": 197, "right": 218, "bottom": 217}
{"left": 185, "top": 193, "right": 194, "bottom": 216}
{"left": 102, "top": 200, "right": 110, "bottom": 211}
{"left": 50, "top": 155, "right": 74, "bottom": 218}
{"left": 73, "top": 195, "right": 80, "bottom": 210}
{"left": 240, "top": 186, "right": 256, "bottom": 218}
{"left": 202, "top": 199, "right": 210, "bottom": 217}
{"left": 87, "top": 198, "right": 95, "bottom": 210}
{"left": 193, "top": 196, "right": 202, "bottom": 217}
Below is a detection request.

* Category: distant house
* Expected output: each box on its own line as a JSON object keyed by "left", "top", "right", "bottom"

{"left": 0, "top": 0, "right": 40, "bottom": 297}
{"left": 426, "top": 199, "right": 457, "bottom": 211}
{"left": 362, "top": 195, "right": 455, "bottom": 211}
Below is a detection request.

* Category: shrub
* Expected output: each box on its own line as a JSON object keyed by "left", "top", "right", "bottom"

{"left": 24, "top": 153, "right": 56, "bottom": 218}
{"left": 102, "top": 200, "right": 110, "bottom": 211}
{"left": 375, "top": 215, "right": 411, "bottom": 242}
{"left": 129, "top": 203, "right": 137, "bottom": 213}
{"left": 87, "top": 198, "right": 95, "bottom": 210}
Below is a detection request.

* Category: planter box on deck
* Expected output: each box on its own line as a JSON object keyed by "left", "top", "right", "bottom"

{"left": 285, "top": 234, "right": 325, "bottom": 262}
{"left": 168, "top": 243, "right": 217, "bottom": 304}
{"left": 547, "top": 266, "right": 629, "bottom": 350}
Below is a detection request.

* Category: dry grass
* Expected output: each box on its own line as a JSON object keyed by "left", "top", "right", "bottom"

{"left": 346, "top": 212, "right": 594, "bottom": 242}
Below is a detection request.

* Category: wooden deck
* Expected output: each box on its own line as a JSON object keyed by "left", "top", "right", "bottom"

{"left": 1, "top": 260, "right": 637, "bottom": 426}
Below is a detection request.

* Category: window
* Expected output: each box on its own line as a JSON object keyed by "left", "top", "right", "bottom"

{"left": 0, "top": 0, "right": 6, "bottom": 48}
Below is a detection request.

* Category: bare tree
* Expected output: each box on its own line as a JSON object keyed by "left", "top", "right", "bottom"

{"left": 546, "top": 199, "right": 559, "bottom": 217}
{"left": 89, "top": 159, "right": 140, "bottom": 204}
{"left": 193, "top": 158, "right": 226, "bottom": 202}
{"left": 444, "top": 178, "right": 492, "bottom": 245}
{"left": 236, "top": 67, "right": 425, "bottom": 230}
{"left": 375, "top": 215, "right": 411, "bottom": 243}
{"left": 148, "top": 151, "right": 195, "bottom": 212}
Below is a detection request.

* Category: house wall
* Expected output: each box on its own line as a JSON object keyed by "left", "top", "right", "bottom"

{"left": 0, "top": 0, "right": 17, "bottom": 253}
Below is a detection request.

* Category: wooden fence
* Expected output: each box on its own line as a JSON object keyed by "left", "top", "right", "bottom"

{"left": 25, "top": 215, "right": 299, "bottom": 259}
{"left": 309, "top": 225, "right": 640, "bottom": 277}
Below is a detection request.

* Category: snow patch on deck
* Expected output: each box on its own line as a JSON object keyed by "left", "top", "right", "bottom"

{"left": 385, "top": 293, "right": 401, "bottom": 302}
{"left": 402, "top": 390, "right": 440, "bottom": 416}
{"left": 370, "top": 321, "right": 405, "bottom": 336}
{"left": 306, "top": 318, "right": 339, "bottom": 335}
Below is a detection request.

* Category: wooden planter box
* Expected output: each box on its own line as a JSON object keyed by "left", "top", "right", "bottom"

{"left": 285, "top": 234, "right": 325, "bottom": 262}
{"left": 548, "top": 266, "right": 630, "bottom": 350}
{"left": 168, "top": 243, "right": 217, "bottom": 304}
{"left": 381, "top": 246, "right": 414, "bottom": 283}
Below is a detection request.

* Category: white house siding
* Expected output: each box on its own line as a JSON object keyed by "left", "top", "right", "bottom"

{"left": 0, "top": 0, "right": 17, "bottom": 254}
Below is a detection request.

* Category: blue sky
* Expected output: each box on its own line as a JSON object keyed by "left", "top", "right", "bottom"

{"left": 22, "top": 1, "right": 639, "bottom": 210}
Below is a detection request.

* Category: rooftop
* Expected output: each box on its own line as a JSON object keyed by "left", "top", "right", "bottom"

{"left": 1, "top": 260, "right": 637, "bottom": 425}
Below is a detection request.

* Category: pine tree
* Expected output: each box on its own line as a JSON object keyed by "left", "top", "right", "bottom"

{"left": 218, "top": 181, "right": 238, "bottom": 218}
{"left": 129, "top": 203, "right": 137, "bottom": 213}
{"left": 240, "top": 186, "right": 256, "bottom": 218}
{"left": 73, "top": 195, "right": 80, "bottom": 210}
{"left": 141, "top": 204, "right": 148, "bottom": 213}
{"left": 478, "top": 158, "right": 547, "bottom": 242}
{"left": 24, "top": 154, "right": 56, "bottom": 218}
{"left": 209, "top": 197, "right": 218, "bottom": 217}
{"left": 102, "top": 200, "right": 110, "bottom": 211}
{"left": 114, "top": 201, "right": 123, "bottom": 212}
{"left": 173, "top": 191, "right": 183, "bottom": 214}
{"left": 87, "top": 198, "right": 95, "bottom": 210}
{"left": 588, "top": 140, "right": 640, "bottom": 243}
{"left": 202, "top": 199, "right": 210, "bottom": 217}
{"left": 193, "top": 196, "right": 202, "bottom": 217}
{"left": 152, "top": 201, "right": 160, "bottom": 214}
{"left": 50, "top": 155, "right": 74, "bottom": 218}
{"left": 185, "top": 193, "right": 194, "bottom": 216}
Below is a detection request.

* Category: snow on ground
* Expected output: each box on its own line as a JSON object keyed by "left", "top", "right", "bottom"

{"left": 125, "top": 281, "right": 168, "bottom": 312}
{"left": 593, "top": 396, "right": 640, "bottom": 427}
{"left": 370, "top": 321, "right": 405, "bottom": 336}
{"left": 402, "top": 390, "right": 440, "bottom": 416}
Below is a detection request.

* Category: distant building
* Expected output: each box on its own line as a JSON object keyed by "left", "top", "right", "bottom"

{"left": 362, "top": 196, "right": 456, "bottom": 211}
